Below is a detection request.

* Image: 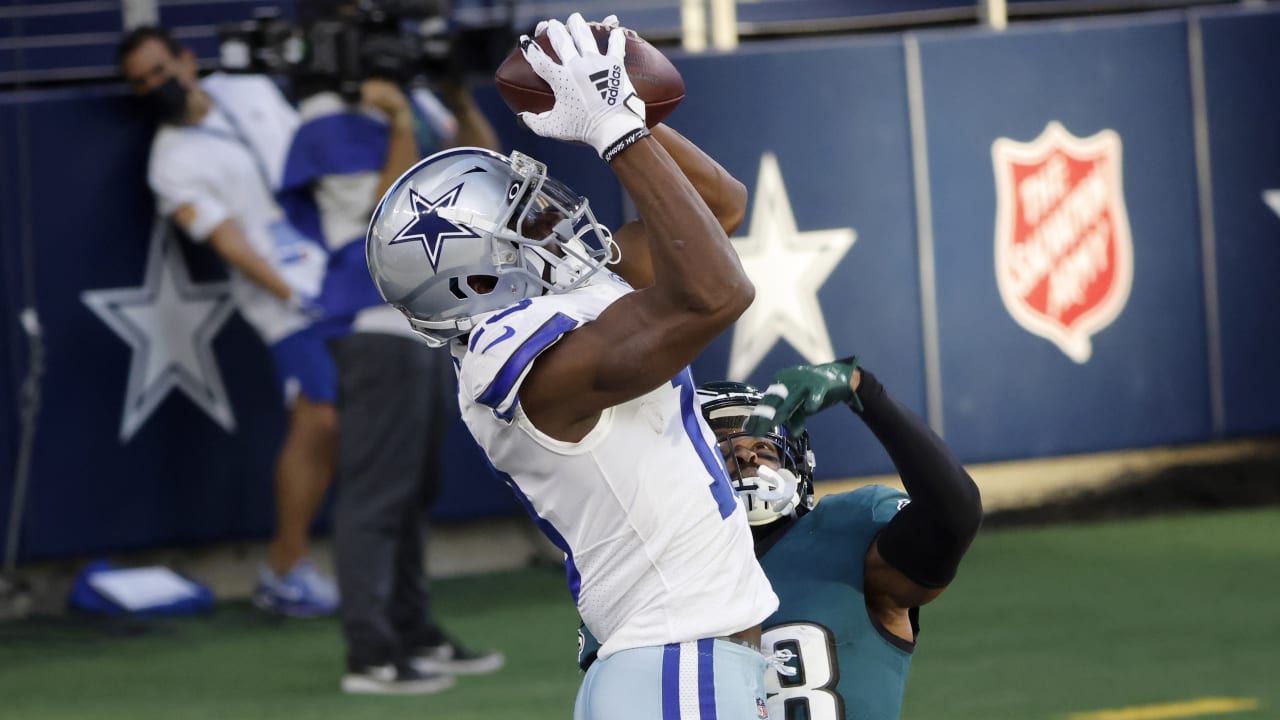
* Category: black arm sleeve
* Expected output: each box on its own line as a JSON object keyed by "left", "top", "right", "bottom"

{"left": 853, "top": 368, "right": 983, "bottom": 588}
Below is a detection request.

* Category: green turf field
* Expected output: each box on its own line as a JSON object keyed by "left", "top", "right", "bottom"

{"left": 1, "top": 508, "right": 1276, "bottom": 720}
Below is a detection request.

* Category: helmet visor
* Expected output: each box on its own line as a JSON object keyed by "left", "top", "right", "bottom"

{"left": 705, "top": 406, "right": 793, "bottom": 482}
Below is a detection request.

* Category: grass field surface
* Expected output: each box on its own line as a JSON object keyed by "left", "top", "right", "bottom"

{"left": 1, "top": 508, "right": 1276, "bottom": 720}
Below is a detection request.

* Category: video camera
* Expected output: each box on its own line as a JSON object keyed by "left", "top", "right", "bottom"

{"left": 218, "top": 0, "right": 517, "bottom": 102}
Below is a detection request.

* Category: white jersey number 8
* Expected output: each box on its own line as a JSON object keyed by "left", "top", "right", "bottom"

{"left": 762, "top": 622, "right": 843, "bottom": 720}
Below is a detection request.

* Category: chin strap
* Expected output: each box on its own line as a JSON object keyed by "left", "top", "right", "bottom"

{"left": 523, "top": 244, "right": 589, "bottom": 290}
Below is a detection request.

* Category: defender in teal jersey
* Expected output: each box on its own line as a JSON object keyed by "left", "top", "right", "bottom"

{"left": 579, "top": 358, "right": 982, "bottom": 719}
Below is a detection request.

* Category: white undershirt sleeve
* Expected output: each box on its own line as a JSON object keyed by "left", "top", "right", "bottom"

{"left": 148, "top": 143, "right": 230, "bottom": 242}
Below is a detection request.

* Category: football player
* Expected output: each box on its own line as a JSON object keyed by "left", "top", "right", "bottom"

{"left": 578, "top": 359, "right": 983, "bottom": 719}
{"left": 366, "top": 13, "right": 778, "bottom": 720}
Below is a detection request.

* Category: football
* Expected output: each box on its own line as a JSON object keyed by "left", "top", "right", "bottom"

{"left": 494, "top": 23, "right": 685, "bottom": 128}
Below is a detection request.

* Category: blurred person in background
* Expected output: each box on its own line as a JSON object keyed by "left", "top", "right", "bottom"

{"left": 578, "top": 360, "right": 983, "bottom": 719}
{"left": 118, "top": 26, "right": 340, "bottom": 618}
{"left": 276, "top": 2, "right": 505, "bottom": 694}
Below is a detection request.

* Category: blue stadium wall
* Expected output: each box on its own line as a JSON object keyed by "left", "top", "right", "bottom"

{"left": 1, "top": 5, "right": 1277, "bottom": 560}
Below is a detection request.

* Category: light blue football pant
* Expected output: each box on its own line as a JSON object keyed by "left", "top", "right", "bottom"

{"left": 574, "top": 638, "right": 770, "bottom": 720}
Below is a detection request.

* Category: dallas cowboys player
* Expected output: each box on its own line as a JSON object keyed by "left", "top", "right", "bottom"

{"left": 579, "top": 359, "right": 983, "bottom": 719}
{"left": 366, "top": 13, "right": 777, "bottom": 720}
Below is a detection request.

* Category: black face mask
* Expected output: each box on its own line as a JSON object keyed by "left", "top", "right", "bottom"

{"left": 139, "top": 76, "right": 189, "bottom": 124}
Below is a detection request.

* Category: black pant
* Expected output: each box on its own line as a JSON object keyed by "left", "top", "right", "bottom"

{"left": 329, "top": 332, "right": 455, "bottom": 669}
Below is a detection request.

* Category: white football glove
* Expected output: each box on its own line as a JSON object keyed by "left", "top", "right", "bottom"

{"left": 519, "top": 13, "right": 648, "bottom": 161}
{"left": 535, "top": 14, "right": 618, "bottom": 35}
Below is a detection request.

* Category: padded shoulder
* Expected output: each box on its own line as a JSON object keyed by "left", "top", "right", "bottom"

{"left": 810, "top": 485, "right": 911, "bottom": 540}
{"left": 457, "top": 279, "right": 628, "bottom": 420}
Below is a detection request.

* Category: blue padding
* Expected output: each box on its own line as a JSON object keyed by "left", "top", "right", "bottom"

{"left": 20, "top": 10, "right": 120, "bottom": 36}
{"left": 160, "top": 1, "right": 294, "bottom": 28}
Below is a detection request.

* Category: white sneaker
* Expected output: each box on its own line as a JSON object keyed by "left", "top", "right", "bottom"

{"left": 252, "top": 559, "right": 339, "bottom": 618}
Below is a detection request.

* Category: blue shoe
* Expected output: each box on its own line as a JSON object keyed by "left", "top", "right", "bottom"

{"left": 252, "top": 559, "right": 339, "bottom": 618}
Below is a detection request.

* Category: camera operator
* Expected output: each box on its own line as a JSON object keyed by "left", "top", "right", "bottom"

{"left": 118, "top": 26, "right": 341, "bottom": 618}
{"left": 275, "top": 4, "right": 504, "bottom": 695}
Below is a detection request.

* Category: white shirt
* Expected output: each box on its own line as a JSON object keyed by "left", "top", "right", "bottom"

{"left": 453, "top": 276, "right": 778, "bottom": 659}
{"left": 294, "top": 89, "right": 458, "bottom": 337}
{"left": 147, "top": 73, "right": 314, "bottom": 344}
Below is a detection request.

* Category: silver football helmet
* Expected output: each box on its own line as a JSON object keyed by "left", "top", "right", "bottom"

{"left": 366, "top": 147, "right": 619, "bottom": 346}
{"left": 698, "top": 381, "right": 817, "bottom": 527}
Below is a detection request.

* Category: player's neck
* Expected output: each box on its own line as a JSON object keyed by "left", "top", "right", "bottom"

{"left": 752, "top": 518, "right": 795, "bottom": 556}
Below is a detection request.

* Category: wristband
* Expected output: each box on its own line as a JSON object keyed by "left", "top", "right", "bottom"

{"left": 602, "top": 127, "right": 651, "bottom": 163}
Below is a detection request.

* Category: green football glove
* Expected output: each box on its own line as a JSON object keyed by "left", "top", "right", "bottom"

{"left": 744, "top": 356, "right": 861, "bottom": 437}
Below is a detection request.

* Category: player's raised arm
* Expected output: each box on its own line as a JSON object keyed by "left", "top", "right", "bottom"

{"left": 852, "top": 368, "right": 981, "bottom": 609}
{"left": 747, "top": 358, "right": 984, "bottom": 608}
{"left": 609, "top": 124, "right": 748, "bottom": 290}
{"left": 513, "top": 14, "right": 754, "bottom": 441}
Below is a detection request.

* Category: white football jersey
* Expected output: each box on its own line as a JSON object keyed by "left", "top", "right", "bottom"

{"left": 453, "top": 275, "right": 778, "bottom": 659}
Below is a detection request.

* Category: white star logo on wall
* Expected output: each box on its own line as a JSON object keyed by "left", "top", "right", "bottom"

{"left": 81, "top": 219, "right": 237, "bottom": 442}
{"left": 1265, "top": 189, "right": 1280, "bottom": 219}
{"left": 727, "top": 152, "right": 856, "bottom": 381}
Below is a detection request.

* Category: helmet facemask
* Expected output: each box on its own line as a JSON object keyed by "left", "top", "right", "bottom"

{"left": 698, "top": 383, "right": 816, "bottom": 527}
{"left": 436, "top": 151, "right": 620, "bottom": 298}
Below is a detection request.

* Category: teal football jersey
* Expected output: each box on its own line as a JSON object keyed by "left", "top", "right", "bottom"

{"left": 759, "top": 486, "right": 913, "bottom": 720}
{"left": 579, "top": 485, "right": 914, "bottom": 720}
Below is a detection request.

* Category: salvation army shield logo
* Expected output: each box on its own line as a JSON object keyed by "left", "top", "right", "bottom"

{"left": 992, "top": 121, "right": 1134, "bottom": 363}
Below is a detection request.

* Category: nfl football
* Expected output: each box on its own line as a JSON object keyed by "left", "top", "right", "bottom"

{"left": 494, "top": 23, "right": 685, "bottom": 128}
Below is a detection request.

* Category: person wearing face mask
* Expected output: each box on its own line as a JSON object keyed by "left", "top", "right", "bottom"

{"left": 118, "top": 25, "right": 341, "bottom": 618}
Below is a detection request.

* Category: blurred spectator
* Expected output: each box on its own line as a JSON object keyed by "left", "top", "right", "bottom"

{"left": 277, "top": 53, "right": 505, "bottom": 693}
{"left": 117, "top": 26, "right": 340, "bottom": 618}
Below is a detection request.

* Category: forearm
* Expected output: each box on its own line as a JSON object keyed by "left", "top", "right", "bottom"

{"left": 374, "top": 109, "right": 420, "bottom": 203}
{"left": 855, "top": 369, "right": 983, "bottom": 588}
{"left": 650, "top": 124, "right": 747, "bottom": 234}
{"left": 206, "top": 219, "right": 292, "bottom": 301}
{"left": 442, "top": 84, "right": 500, "bottom": 151}
{"left": 610, "top": 138, "right": 752, "bottom": 314}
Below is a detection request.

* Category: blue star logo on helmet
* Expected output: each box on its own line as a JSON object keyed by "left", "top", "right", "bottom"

{"left": 388, "top": 183, "right": 481, "bottom": 271}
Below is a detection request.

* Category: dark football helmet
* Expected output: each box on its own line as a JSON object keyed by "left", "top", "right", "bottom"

{"left": 697, "top": 381, "right": 816, "bottom": 526}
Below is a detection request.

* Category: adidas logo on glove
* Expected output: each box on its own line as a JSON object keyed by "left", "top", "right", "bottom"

{"left": 589, "top": 66, "right": 623, "bottom": 104}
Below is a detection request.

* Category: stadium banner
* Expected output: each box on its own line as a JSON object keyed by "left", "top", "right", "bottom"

{"left": 672, "top": 38, "right": 925, "bottom": 480}
{"left": 11, "top": 88, "right": 297, "bottom": 559}
{"left": 1195, "top": 5, "right": 1280, "bottom": 438}
{"left": 915, "top": 15, "right": 1212, "bottom": 462}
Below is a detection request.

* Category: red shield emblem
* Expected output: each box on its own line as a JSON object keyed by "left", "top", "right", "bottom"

{"left": 992, "top": 122, "right": 1133, "bottom": 362}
